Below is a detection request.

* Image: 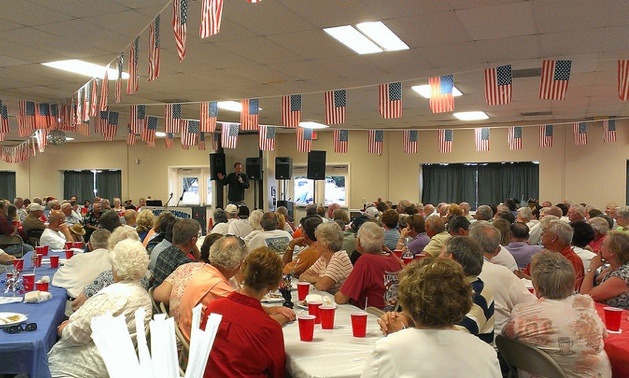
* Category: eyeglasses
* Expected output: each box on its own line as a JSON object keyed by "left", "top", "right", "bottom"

{"left": 225, "top": 234, "right": 246, "bottom": 248}
{"left": 3, "top": 323, "right": 37, "bottom": 334}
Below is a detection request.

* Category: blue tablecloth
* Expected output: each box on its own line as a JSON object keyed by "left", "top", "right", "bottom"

{"left": 0, "top": 250, "right": 67, "bottom": 378}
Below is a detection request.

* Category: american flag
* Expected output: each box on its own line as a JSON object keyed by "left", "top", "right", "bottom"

{"left": 200, "top": 101, "right": 218, "bottom": 132}
{"left": 368, "top": 130, "right": 384, "bottom": 155}
{"left": 59, "top": 102, "right": 72, "bottom": 131}
{"left": 475, "top": 127, "right": 490, "bottom": 151}
{"left": 240, "top": 98, "right": 259, "bottom": 130}
{"left": 34, "top": 129, "right": 46, "bottom": 152}
{"left": 222, "top": 123, "right": 239, "bottom": 149}
{"left": 573, "top": 122, "right": 587, "bottom": 145}
{"left": 181, "top": 120, "right": 199, "bottom": 146}
{"left": 143, "top": 116, "right": 158, "bottom": 146}
{"left": 82, "top": 83, "right": 90, "bottom": 122}
{"left": 282, "top": 94, "right": 301, "bottom": 127}
{"left": 618, "top": 60, "right": 629, "bottom": 101}
{"left": 99, "top": 70, "right": 108, "bottom": 111}
{"left": 126, "top": 126, "right": 136, "bottom": 145}
{"left": 78, "top": 119, "right": 90, "bottom": 136}
{"left": 296, "top": 127, "right": 313, "bottom": 152}
{"left": 36, "top": 103, "right": 51, "bottom": 129}
{"left": 115, "top": 53, "right": 123, "bottom": 103}
{"left": 403, "top": 130, "right": 418, "bottom": 154}
{"left": 539, "top": 124, "right": 553, "bottom": 148}
{"left": 438, "top": 129, "right": 453, "bottom": 153}
{"left": 172, "top": 0, "right": 187, "bottom": 62}
{"left": 200, "top": 0, "right": 223, "bottom": 38}
{"left": 259, "top": 125, "right": 276, "bottom": 151}
{"left": 165, "top": 132, "right": 174, "bottom": 148}
{"left": 90, "top": 78, "right": 98, "bottom": 117}
{"left": 211, "top": 132, "right": 220, "bottom": 150}
{"left": 148, "top": 16, "right": 161, "bottom": 81}
{"left": 127, "top": 36, "right": 139, "bottom": 94}
{"left": 76, "top": 87, "right": 83, "bottom": 125}
{"left": 18, "top": 101, "right": 36, "bottom": 136}
{"left": 429, "top": 75, "right": 454, "bottom": 113}
{"left": 602, "top": 119, "right": 617, "bottom": 143}
{"left": 484, "top": 64, "right": 512, "bottom": 105}
{"left": 379, "top": 82, "right": 402, "bottom": 119}
{"left": 165, "top": 103, "right": 183, "bottom": 133}
{"left": 539, "top": 60, "right": 571, "bottom": 100}
{"left": 0, "top": 106, "right": 9, "bottom": 134}
{"left": 105, "top": 112, "right": 119, "bottom": 141}
{"left": 333, "top": 129, "right": 349, "bottom": 153}
{"left": 97, "top": 110, "right": 109, "bottom": 135}
{"left": 325, "top": 90, "right": 346, "bottom": 125}
{"left": 198, "top": 132, "right": 206, "bottom": 150}
{"left": 508, "top": 126, "right": 523, "bottom": 150}
{"left": 130, "top": 105, "right": 147, "bottom": 134}
{"left": 50, "top": 103, "right": 59, "bottom": 129}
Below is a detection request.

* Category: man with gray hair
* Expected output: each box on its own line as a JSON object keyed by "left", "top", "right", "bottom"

{"left": 475, "top": 205, "right": 494, "bottom": 221}
{"left": 588, "top": 216, "right": 609, "bottom": 253}
{"left": 246, "top": 211, "right": 293, "bottom": 254}
{"left": 61, "top": 202, "right": 81, "bottom": 226}
{"left": 568, "top": 204, "right": 586, "bottom": 224}
{"left": 335, "top": 222, "right": 403, "bottom": 310}
{"left": 616, "top": 206, "right": 629, "bottom": 233}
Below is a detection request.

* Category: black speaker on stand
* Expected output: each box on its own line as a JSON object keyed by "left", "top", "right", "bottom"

{"left": 307, "top": 151, "right": 326, "bottom": 180}
{"left": 209, "top": 153, "right": 226, "bottom": 180}
{"left": 275, "top": 157, "right": 293, "bottom": 179}
{"left": 246, "top": 157, "right": 262, "bottom": 180}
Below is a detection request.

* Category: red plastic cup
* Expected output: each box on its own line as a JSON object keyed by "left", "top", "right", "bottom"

{"left": 297, "top": 282, "right": 310, "bottom": 301}
{"left": 12, "top": 259, "right": 24, "bottom": 272}
{"left": 6, "top": 272, "right": 13, "bottom": 281}
{"left": 402, "top": 256, "right": 413, "bottom": 265}
{"left": 414, "top": 253, "right": 426, "bottom": 260}
{"left": 35, "top": 254, "right": 43, "bottom": 267}
{"left": 73, "top": 242, "right": 83, "bottom": 249}
{"left": 50, "top": 255, "right": 60, "bottom": 268}
{"left": 297, "top": 315, "right": 316, "bottom": 342}
{"left": 604, "top": 307, "right": 624, "bottom": 332}
{"left": 351, "top": 312, "right": 368, "bottom": 337}
{"left": 319, "top": 306, "right": 336, "bottom": 330}
{"left": 392, "top": 250, "right": 403, "bottom": 259}
{"left": 35, "top": 245, "right": 49, "bottom": 256}
{"left": 308, "top": 301, "right": 323, "bottom": 324}
{"left": 22, "top": 273, "right": 35, "bottom": 291}
{"left": 64, "top": 241, "right": 73, "bottom": 250}
{"left": 64, "top": 250, "right": 74, "bottom": 259}
{"left": 36, "top": 282, "right": 49, "bottom": 292}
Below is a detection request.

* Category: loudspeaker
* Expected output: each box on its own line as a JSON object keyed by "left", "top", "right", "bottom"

{"left": 307, "top": 151, "right": 326, "bottom": 180}
{"left": 277, "top": 200, "right": 294, "bottom": 220}
{"left": 209, "top": 153, "right": 226, "bottom": 180}
{"left": 191, "top": 207, "right": 207, "bottom": 235}
{"left": 246, "top": 157, "right": 262, "bottom": 180}
{"left": 275, "top": 157, "right": 293, "bottom": 179}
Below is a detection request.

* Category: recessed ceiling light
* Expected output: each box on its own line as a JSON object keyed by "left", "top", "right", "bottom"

{"left": 411, "top": 85, "right": 463, "bottom": 98}
{"left": 155, "top": 131, "right": 166, "bottom": 138}
{"left": 453, "top": 111, "right": 489, "bottom": 121}
{"left": 299, "top": 121, "right": 329, "bottom": 129}
{"left": 324, "top": 25, "right": 383, "bottom": 54}
{"left": 356, "top": 21, "right": 409, "bottom": 51}
{"left": 42, "top": 59, "right": 129, "bottom": 79}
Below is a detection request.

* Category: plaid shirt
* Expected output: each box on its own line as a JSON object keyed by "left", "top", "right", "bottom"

{"left": 152, "top": 244, "right": 193, "bottom": 289}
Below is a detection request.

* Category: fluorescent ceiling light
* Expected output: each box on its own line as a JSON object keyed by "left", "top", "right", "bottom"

{"left": 356, "top": 21, "right": 409, "bottom": 51}
{"left": 453, "top": 111, "right": 489, "bottom": 121}
{"left": 324, "top": 25, "right": 382, "bottom": 54}
{"left": 42, "top": 59, "right": 129, "bottom": 79}
{"left": 217, "top": 101, "right": 242, "bottom": 112}
{"left": 65, "top": 137, "right": 75, "bottom": 141}
{"left": 299, "top": 121, "right": 329, "bottom": 129}
{"left": 411, "top": 85, "right": 463, "bottom": 98}
{"left": 155, "top": 131, "right": 166, "bottom": 138}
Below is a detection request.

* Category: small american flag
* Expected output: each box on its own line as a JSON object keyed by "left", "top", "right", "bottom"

{"left": 105, "top": 112, "right": 119, "bottom": 141}
{"left": 143, "top": 116, "right": 158, "bottom": 146}
{"left": 97, "top": 110, "right": 109, "bottom": 135}
{"left": 148, "top": 16, "right": 161, "bottom": 81}
{"left": 18, "top": 101, "right": 36, "bottom": 136}
{"left": 508, "top": 126, "right": 523, "bottom": 150}
{"left": 90, "top": 79, "right": 98, "bottom": 117}
{"left": 618, "top": 60, "right": 629, "bottom": 101}
{"left": 438, "top": 129, "right": 453, "bottom": 153}
{"left": 211, "top": 132, "right": 220, "bottom": 150}
{"left": 539, "top": 60, "right": 571, "bottom": 100}
{"left": 198, "top": 132, "right": 206, "bottom": 150}
{"left": 200, "top": 101, "right": 218, "bottom": 132}
{"left": 36, "top": 103, "right": 51, "bottom": 129}
{"left": 50, "top": 103, "right": 59, "bottom": 129}
{"left": 240, "top": 98, "right": 259, "bottom": 130}
{"left": 368, "top": 130, "right": 384, "bottom": 155}
{"left": 325, "top": 90, "right": 346, "bottom": 125}
{"left": 34, "top": 129, "right": 46, "bottom": 152}
{"left": 539, "top": 124, "right": 553, "bottom": 148}
{"left": 99, "top": 70, "right": 108, "bottom": 111}
{"left": 222, "top": 123, "right": 239, "bottom": 149}
{"left": 181, "top": 119, "right": 199, "bottom": 146}
{"left": 115, "top": 53, "right": 123, "bottom": 103}
{"left": 127, "top": 37, "right": 139, "bottom": 94}
{"left": 76, "top": 88, "right": 83, "bottom": 125}
{"left": 259, "top": 125, "right": 276, "bottom": 151}
{"left": 82, "top": 82, "right": 90, "bottom": 122}
{"left": 165, "top": 132, "right": 174, "bottom": 148}
{"left": 296, "top": 127, "right": 313, "bottom": 152}
{"left": 165, "top": 103, "right": 183, "bottom": 133}
{"left": 573, "top": 122, "right": 587, "bottom": 145}
{"left": 602, "top": 119, "right": 617, "bottom": 143}
{"left": 59, "top": 102, "right": 72, "bottom": 131}
{"left": 429, "top": 75, "right": 454, "bottom": 113}
{"left": 172, "top": 0, "right": 187, "bottom": 62}
{"left": 475, "top": 127, "right": 490, "bottom": 152}
{"left": 403, "top": 130, "right": 418, "bottom": 154}
{"left": 126, "top": 126, "right": 136, "bottom": 145}
{"left": 484, "top": 64, "right": 512, "bottom": 105}
{"left": 379, "top": 82, "right": 402, "bottom": 119}
{"left": 0, "top": 105, "right": 9, "bottom": 134}
{"left": 333, "top": 129, "right": 349, "bottom": 153}
{"left": 78, "top": 119, "right": 90, "bottom": 136}
{"left": 200, "top": 0, "right": 223, "bottom": 38}
{"left": 282, "top": 94, "right": 301, "bottom": 127}
{"left": 130, "top": 105, "right": 147, "bottom": 134}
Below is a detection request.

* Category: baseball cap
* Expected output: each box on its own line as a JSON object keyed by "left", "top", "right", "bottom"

{"left": 27, "top": 203, "right": 45, "bottom": 212}
{"left": 225, "top": 204, "right": 238, "bottom": 214}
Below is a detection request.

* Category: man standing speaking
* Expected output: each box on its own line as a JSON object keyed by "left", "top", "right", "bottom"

{"left": 218, "top": 162, "right": 250, "bottom": 206}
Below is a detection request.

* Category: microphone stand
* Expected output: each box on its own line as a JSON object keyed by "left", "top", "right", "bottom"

{"left": 164, "top": 193, "right": 174, "bottom": 208}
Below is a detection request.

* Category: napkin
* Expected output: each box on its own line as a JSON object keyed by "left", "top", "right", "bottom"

{"left": 37, "top": 275, "right": 50, "bottom": 284}
{"left": 0, "top": 297, "right": 23, "bottom": 305}
{"left": 24, "top": 290, "right": 52, "bottom": 303}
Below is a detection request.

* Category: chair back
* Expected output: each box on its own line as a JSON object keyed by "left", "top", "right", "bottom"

{"left": 495, "top": 334, "right": 566, "bottom": 378}
{"left": 0, "top": 234, "right": 24, "bottom": 257}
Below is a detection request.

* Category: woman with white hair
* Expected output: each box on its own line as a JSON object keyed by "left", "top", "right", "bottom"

{"left": 48, "top": 239, "right": 152, "bottom": 378}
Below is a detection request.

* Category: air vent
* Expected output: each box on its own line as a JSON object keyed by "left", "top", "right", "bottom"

{"left": 512, "top": 68, "right": 541, "bottom": 78}
{"left": 520, "top": 111, "right": 552, "bottom": 117}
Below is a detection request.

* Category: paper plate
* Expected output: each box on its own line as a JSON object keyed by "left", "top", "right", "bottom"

{"left": 261, "top": 293, "right": 285, "bottom": 303}
{"left": 0, "top": 312, "right": 27, "bottom": 327}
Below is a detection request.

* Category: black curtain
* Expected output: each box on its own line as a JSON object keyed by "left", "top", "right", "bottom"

{"left": 0, "top": 171, "right": 16, "bottom": 200}
{"left": 421, "top": 164, "right": 476, "bottom": 206}
{"left": 64, "top": 171, "right": 94, "bottom": 203}
{"left": 478, "top": 162, "right": 538, "bottom": 206}
{"left": 96, "top": 170, "right": 121, "bottom": 202}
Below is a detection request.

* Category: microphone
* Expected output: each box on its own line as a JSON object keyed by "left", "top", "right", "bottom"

{"left": 164, "top": 193, "right": 174, "bottom": 207}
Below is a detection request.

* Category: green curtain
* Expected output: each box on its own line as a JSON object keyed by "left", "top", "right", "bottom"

{"left": 63, "top": 171, "right": 94, "bottom": 203}
{"left": 96, "top": 170, "right": 121, "bottom": 202}
{"left": 421, "top": 164, "right": 476, "bottom": 206}
{"left": 478, "top": 162, "right": 539, "bottom": 206}
{"left": 0, "top": 171, "right": 16, "bottom": 200}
